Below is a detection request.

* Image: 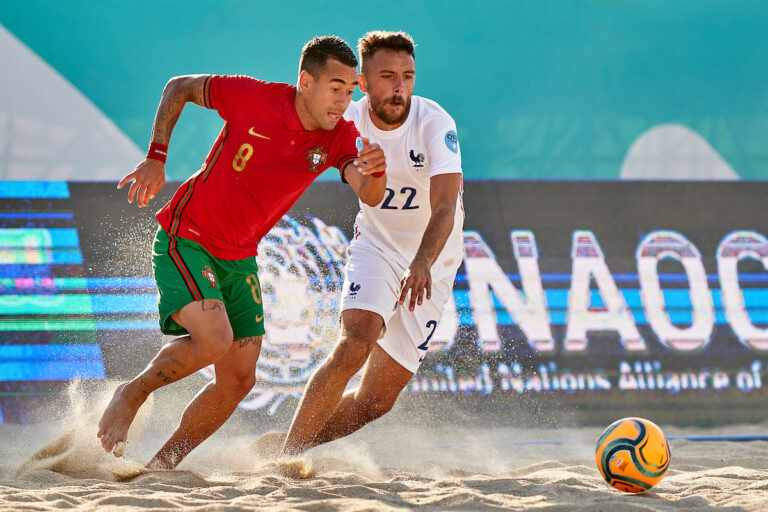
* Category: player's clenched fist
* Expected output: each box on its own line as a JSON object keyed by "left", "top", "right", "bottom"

{"left": 354, "top": 137, "right": 386, "bottom": 177}
{"left": 118, "top": 158, "right": 166, "bottom": 208}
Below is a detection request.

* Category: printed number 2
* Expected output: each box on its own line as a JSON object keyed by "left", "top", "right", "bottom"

{"left": 381, "top": 187, "right": 419, "bottom": 210}
{"left": 418, "top": 320, "right": 438, "bottom": 359}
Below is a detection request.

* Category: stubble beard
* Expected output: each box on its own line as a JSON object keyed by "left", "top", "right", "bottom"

{"left": 368, "top": 94, "right": 411, "bottom": 127}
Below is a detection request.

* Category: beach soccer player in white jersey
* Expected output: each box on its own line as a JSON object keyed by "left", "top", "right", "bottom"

{"left": 281, "top": 31, "right": 464, "bottom": 455}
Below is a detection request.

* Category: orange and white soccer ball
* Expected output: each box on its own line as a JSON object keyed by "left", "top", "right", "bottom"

{"left": 595, "top": 417, "right": 671, "bottom": 493}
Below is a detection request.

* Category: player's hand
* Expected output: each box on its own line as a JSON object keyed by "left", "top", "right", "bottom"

{"left": 399, "top": 258, "right": 432, "bottom": 311}
{"left": 354, "top": 137, "right": 386, "bottom": 176}
{"left": 117, "top": 158, "right": 166, "bottom": 208}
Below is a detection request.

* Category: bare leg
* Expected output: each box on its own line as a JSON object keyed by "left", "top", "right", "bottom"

{"left": 97, "top": 299, "right": 233, "bottom": 455}
{"left": 147, "top": 336, "right": 262, "bottom": 469}
{"left": 281, "top": 309, "right": 383, "bottom": 455}
{"left": 310, "top": 345, "right": 413, "bottom": 448}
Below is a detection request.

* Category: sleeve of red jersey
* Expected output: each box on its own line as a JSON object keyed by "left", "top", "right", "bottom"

{"left": 204, "top": 75, "right": 270, "bottom": 121}
{"left": 333, "top": 120, "right": 360, "bottom": 182}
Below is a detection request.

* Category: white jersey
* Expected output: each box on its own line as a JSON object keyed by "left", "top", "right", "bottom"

{"left": 343, "top": 95, "right": 464, "bottom": 280}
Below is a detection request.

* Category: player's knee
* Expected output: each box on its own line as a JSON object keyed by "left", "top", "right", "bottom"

{"left": 198, "top": 326, "right": 233, "bottom": 361}
{"left": 239, "top": 373, "right": 257, "bottom": 395}
{"left": 222, "top": 371, "right": 256, "bottom": 397}
{"left": 365, "top": 395, "right": 395, "bottom": 420}
{"left": 329, "top": 338, "right": 371, "bottom": 377}
{"left": 370, "top": 401, "right": 393, "bottom": 419}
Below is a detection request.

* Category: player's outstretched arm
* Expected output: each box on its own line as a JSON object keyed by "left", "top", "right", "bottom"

{"left": 118, "top": 75, "right": 212, "bottom": 207}
{"left": 399, "top": 172, "right": 462, "bottom": 311}
{"left": 342, "top": 137, "right": 387, "bottom": 206}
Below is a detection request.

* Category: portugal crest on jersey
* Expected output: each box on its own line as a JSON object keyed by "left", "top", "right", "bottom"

{"left": 305, "top": 146, "right": 328, "bottom": 173}
{"left": 201, "top": 266, "right": 217, "bottom": 288}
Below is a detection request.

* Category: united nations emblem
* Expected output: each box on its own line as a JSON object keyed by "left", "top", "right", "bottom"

{"left": 305, "top": 146, "right": 328, "bottom": 172}
{"left": 196, "top": 214, "right": 456, "bottom": 415}
{"left": 201, "top": 266, "right": 217, "bottom": 288}
{"left": 197, "top": 214, "right": 352, "bottom": 415}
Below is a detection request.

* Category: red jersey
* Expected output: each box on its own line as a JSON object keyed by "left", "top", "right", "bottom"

{"left": 156, "top": 75, "right": 359, "bottom": 259}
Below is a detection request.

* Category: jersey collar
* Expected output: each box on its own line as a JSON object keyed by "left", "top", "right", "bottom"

{"left": 284, "top": 86, "right": 308, "bottom": 132}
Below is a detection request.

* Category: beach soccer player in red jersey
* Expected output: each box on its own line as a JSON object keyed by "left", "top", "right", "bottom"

{"left": 96, "top": 35, "right": 387, "bottom": 469}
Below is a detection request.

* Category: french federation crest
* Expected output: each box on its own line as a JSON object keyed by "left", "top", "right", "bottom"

{"left": 201, "top": 266, "right": 217, "bottom": 288}
{"left": 409, "top": 149, "right": 425, "bottom": 168}
{"left": 305, "top": 145, "right": 328, "bottom": 172}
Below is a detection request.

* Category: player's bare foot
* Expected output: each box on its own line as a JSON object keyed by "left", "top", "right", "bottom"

{"left": 97, "top": 382, "right": 147, "bottom": 456}
{"left": 146, "top": 452, "right": 179, "bottom": 470}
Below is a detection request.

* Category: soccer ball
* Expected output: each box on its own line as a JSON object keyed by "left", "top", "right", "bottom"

{"left": 595, "top": 417, "right": 671, "bottom": 493}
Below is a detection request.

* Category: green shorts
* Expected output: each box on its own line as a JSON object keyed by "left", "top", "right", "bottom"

{"left": 152, "top": 227, "right": 265, "bottom": 339}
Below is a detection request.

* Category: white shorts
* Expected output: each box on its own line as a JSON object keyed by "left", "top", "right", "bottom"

{"left": 339, "top": 242, "right": 456, "bottom": 373}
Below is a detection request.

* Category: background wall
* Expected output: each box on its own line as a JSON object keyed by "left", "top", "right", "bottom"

{"left": 2, "top": 1, "right": 767, "bottom": 426}
{"left": 1, "top": 0, "right": 767, "bottom": 180}
{"left": 2, "top": 181, "right": 767, "bottom": 426}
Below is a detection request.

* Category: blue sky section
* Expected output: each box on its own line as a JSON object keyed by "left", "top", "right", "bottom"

{"left": 2, "top": 1, "right": 767, "bottom": 180}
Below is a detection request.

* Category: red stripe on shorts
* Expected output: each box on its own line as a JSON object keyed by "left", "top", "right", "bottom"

{"left": 168, "top": 235, "right": 203, "bottom": 301}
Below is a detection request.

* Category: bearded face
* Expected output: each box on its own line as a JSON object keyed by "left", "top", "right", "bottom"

{"left": 367, "top": 92, "right": 411, "bottom": 126}
{"left": 360, "top": 49, "right": 415, "bottom": 129}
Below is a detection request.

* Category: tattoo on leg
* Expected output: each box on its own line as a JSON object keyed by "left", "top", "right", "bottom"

{"left": 139, "top": 377, "right": 151, "bottom": 395}
{"left": 157, "top": 370, "right": 173, "bottom": 384}
{"left": 169, "top": 354, "right": 186, "bottom": 371}
{"left": 201, "top": 299, "right": 224, "bottom": 312}
{"left": 237, "top": 336, "right": 260, "bottom": 349}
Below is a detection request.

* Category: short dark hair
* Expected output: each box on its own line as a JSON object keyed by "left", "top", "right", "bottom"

{"left": 357, "top": 31, "right": 416, "bottom": 71}
{"left": 300, "top": 35, "right": 358, "bottom": 78}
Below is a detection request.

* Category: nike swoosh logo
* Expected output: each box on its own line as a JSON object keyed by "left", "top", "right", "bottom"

{"left": 248, "top": 127, "right": 270, "bottom": 140}
{"left": 255, "top": 314, "right": 264, "bottom": 322}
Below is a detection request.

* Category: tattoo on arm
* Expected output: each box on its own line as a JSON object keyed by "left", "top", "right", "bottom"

{"left": 150, "top": 75, "right": 211, "bottom": 145}
{"left": 150, "top": 81, "right": 186, "bottom": 145}
{"left": 186, "top": 75, "right": 209, "bottom": 107}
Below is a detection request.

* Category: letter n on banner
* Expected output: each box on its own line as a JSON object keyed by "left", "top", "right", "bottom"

{"left": 464, "top": 230, "right": 554, "bottom": 353}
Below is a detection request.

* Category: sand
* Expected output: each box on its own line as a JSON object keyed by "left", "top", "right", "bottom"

{"left": 1, "top": 383, "right": 767, "bottom": 511}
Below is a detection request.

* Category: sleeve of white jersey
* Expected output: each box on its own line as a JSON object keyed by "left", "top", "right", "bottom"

{"left": 343, "top": 98, "right": 362, "bottom": 124}
{"left": 425, "top": 111, "right": 462, "bottom": 178}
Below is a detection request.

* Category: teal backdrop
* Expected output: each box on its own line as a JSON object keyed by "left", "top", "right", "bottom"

{"left": 2, "top": 0, "right": 767, "bottom": 180}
